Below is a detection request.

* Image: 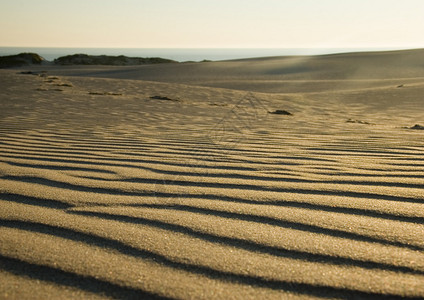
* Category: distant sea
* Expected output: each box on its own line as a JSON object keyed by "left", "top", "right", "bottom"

{"left": 0, "top": 47, "right": 412, "bottom": 62}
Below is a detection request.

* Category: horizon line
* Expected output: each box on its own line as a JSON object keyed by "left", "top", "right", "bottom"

{"left": 1, "top": 46, "right": 423, "bottom": 50}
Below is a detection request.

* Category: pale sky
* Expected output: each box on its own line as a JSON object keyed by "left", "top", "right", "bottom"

{"left": 1, "top": 0, "right": 423, "bottom": 48}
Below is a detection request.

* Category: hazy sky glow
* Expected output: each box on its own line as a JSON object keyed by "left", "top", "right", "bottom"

{"left": 1, "top": 0, "right": 423, "bottom": 48}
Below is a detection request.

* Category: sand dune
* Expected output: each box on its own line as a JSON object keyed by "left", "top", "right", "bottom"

{"left": 1, "top": 49, "right": 424, "bottom": 298}
{"left": 26, "top": 48, "right": 424, "bottom": 93}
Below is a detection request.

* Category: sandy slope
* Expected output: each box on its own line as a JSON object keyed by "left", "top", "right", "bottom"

{"left": 1, "top": 49, "right": 424, "bottom": 299}
{"left": 27, "top": 48, "right": 424, "bottom": 93}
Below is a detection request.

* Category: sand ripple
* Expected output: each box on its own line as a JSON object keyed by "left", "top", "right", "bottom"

{"left": 1, "top": 66, "right": 424, "bottom": 298}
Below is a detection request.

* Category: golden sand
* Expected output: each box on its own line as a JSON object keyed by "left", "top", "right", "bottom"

{"left": 1, "top": 49, "right": 424, "bottom": 298}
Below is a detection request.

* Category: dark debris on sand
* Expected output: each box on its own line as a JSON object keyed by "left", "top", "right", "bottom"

{"left": 409, "top": 124, "right": 424, "bottom": 130}
{"left": 149, "top": 95, "right": 181, "bottom": 102}
{"left": 19, "top": 71, "right": 48, "bottom": 77}
{"left": 346, "top": 119, "right": 373, "bottom": 125}
{"left": 89, "top": 92, "right": 123, "bottom": 96}
{"left": 268, "top": 110, "right": 293, "bottom": 116}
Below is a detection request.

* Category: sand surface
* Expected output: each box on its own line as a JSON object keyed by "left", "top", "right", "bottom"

{"left": 1, "top": 49, "right": 424, "bottom": 299}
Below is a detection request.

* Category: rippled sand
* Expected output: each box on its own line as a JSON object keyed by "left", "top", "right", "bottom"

{"left": 1, "top": 50, "right": 424, "bottom": 299}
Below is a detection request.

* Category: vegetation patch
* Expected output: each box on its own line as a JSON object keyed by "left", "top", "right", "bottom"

{"left": 1, "top": 53, "right": 45, "bottom": 68}
{"left": 54, "top": 54, "right": 177, "bottom": 65}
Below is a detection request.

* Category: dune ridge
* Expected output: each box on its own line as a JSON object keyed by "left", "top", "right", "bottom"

{"left": 1, "top": 49, "right": 424, "bottom": 298}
